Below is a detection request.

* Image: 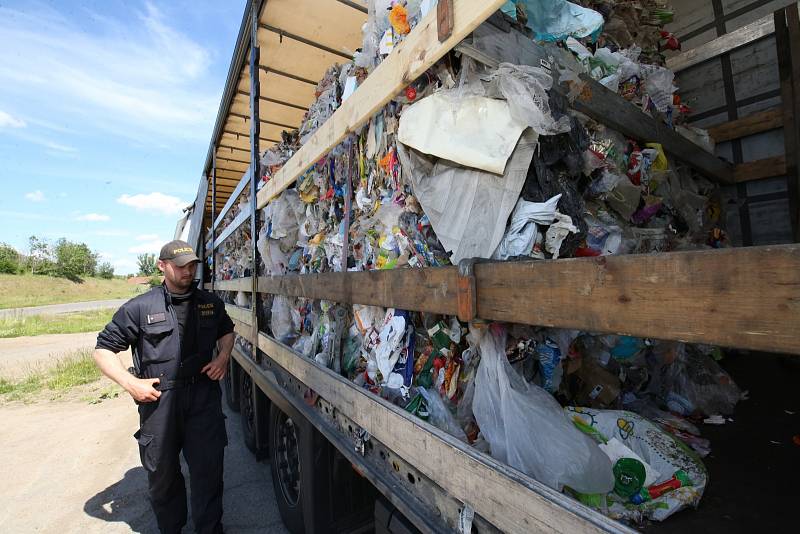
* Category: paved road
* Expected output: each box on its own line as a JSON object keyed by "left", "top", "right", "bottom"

{"left": 0, "top": 381, "right": 288, "bottom": 533}
{"left": 0, "top": 298, "right": 129, "bottom": 318}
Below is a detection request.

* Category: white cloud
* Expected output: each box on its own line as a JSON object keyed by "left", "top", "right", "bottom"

{"left": 76, "top": 213, "right": 110, "bottom": 222}
{"left": 25, "top": 190, "right": 45, "bottom": 202}
{"left": 112, "top": 257, "right": 139, "bottom": 276}
{"left": 135, "top": 233, "right": 160, "bottom": 241}
{"left": 128, "top": 240, "right": 163, "bottom": 254}
{"left": 0, "top": 110, "right": 26, "bottom": 128}
{"left": 117, "top": 192, "right": 187, "bottom": 216}
{"left": 0, "top": 3, "right": 217, "bottom": 144}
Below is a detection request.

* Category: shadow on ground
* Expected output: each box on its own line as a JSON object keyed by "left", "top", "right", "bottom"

{"left": 84, "top": 466, "right": 154, "bottom": 534}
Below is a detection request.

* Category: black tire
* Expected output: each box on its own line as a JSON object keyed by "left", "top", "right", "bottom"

{"left": 223, "top": 358, "right": 239, "bottom": 412}
{"left": 270, "top": 403, "right": 305, "bottom": 533}
{"left": 239, "top": 371, "right": 257, "bottom": 454}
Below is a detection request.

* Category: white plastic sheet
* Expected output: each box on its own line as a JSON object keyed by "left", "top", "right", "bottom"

{"left": 398, "top": 93, "right": 527, "bottom": 174}
{"left": 493, "top": 194, "right": 561, "bottom": 259}
{"left": 472, "top": 325, "right": 615, "bottom": 494}
{"left": 397, "top": 130, "right": 538, "bottom": 264}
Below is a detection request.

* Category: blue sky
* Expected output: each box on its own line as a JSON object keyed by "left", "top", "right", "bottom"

{"left": 0, "top": 0, "right": 245, "bottom": 275}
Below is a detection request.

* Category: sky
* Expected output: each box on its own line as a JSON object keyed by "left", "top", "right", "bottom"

{"left": 0, "top": 0, "right": 246, "bottom": 275}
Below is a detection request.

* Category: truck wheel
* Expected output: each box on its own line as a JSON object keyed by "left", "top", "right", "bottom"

{"left": 239, "top": 371, "right": 257, "bottom": 454}
{"left": 270, "top": 403, "right": 304, "bottom": 533}
{"left": 223, "top": 359, "right": 239, "bottom": 412}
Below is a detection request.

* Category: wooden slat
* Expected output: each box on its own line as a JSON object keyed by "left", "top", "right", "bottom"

{"left": 734, "top": 155, "right": 787, "bottom": 182}
{"left": 225, "top": 303, "right": 251, "bottom": 325}
{"left": 257, "top": 268, "right": 459, "bottom": 315}
{"left": 256, "top": 0, "right": 508, "bottom": 209}
{"left": 250, "top": 330, "right": 628, "bottom": 534}
{"left": 571, "top": 76, "right": 734, "bottom": 182}
{"left": 707, "top": 107, "right": 784, "bottom": 143}
{"left": 207, "top": 278, "right": 252, "bottom": 292}
{"left": 213, "top": 209, "right": 250, "bottom": 249}
{"left": 666, "top": 11, "right": 776, "bottom": 72}
{"left": 475, "top": 246, "right": 800, "bottom": 354}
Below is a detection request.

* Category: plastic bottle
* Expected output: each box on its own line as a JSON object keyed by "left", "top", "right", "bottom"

{"left": 629, "top": 470, "right": 692, "bottom": 504}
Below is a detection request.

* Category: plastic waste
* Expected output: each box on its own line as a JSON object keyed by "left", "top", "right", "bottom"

{"left": 648, "top": 342, "right": 742, "bottom": 417}
{"left": 418, "top": 387, "right": 468, "bottom": 442}
{"left": 568, "top": 407, "right": 707, "bottom": 522}
{"left": 397, "top": 92, "right": 528, "bottom": 175}
{"left": 483, "top": 63, "right": 572, "bottom": 136}
{"left": 502, "top": 0, "right": 604, "bottom": 42}
{"left": 545, "top": 211, "right": 578, "bottom": 259}
{"left": 493, "top": 194, "right": 561, "bottom": 259}
{"left": 472, "top": 324, "right": 614, "bottom": 494}
{"left": 271, "top": 295, "right": 299, "bottom": 345}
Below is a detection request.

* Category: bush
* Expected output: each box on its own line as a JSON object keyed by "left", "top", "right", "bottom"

{"left": 0, "top": 243, "right": 20, "bottom": 274}
{"left": 148, "top": 274, "right": 163, "bottom": 287}
{"left": 54, "top": 238, "right": 97, "bottom": 280}
{"left": 97, "top": 262, "right": 115, "bottom": 279}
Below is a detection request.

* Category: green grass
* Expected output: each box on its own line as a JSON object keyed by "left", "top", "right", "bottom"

{"left": 0, "top": 348, "right": 103, "bottom": 402}
{"left": 0, "top": 308, "right": 115, "bottom": 338}
{"left": 0, "top": 273, "right": 142, "bottom": 309}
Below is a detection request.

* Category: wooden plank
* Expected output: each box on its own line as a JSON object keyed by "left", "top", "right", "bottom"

{"left": 256, "top": 0, "right": 508, "bottom": 209}
{"left": 475, "top": 245, "right": 800, "bottom": 354}
{"left": 572, "top": 76, "right": 734, "bottom": 183}
{"left": 213, "top": 168, "right": 250, "bottom": 231}
{"left": 225, "top": 303, "right": 252, "bottom": 326}
{"left": 206, "top": 278, "right": 252, "bottom": 292}
{"left": 666, "top": 12, "right": 775, "bottom": 72}
{"left": 778, "top": 3, "right": 800, "bottom": 242}
{"left": 212, "top": 209, "right": 250, "bottom": 249}
{"left": 707, "top": 107, "right": 784, "bottom": 142}
{"left": 734, "top": 155, "right": 787, "bottom": 182}
{"left": 257, "top": 268, "right": 460, "bottom": 316}
{"left": 254, "top": 331, "right": 627, "bottom": 534}
{"left": 455, "top": 26, "right": 735, "bottom": 184}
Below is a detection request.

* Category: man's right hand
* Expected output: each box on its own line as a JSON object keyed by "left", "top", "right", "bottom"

{"left": 126, "top": 377, "right": 161, "bottom": 403}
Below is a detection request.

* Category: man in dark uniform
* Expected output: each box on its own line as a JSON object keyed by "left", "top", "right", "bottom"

{"left": 94, "top": 240, "right": 235, "bottom": 534}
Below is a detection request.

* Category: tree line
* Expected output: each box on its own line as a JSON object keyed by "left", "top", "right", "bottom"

{"left": 0, "top": 236, "right": 113, "bottom": 281}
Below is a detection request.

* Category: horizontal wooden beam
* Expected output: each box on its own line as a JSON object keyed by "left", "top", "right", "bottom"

{"left": 707, "top": 107, "right": 784, "bottom": 143}
{"left": 242, "top": 245, "right": 800, "bottom": 354}
{"left": 667, "top": 12, "right": 775, "bottom": 72}
{"left": 236, "top": 90, "right": 309, "bottom": 111}
{"left": 228, "top": 111, "right": 297, "bottom": 131}
{"left": 734, "top": 155, "right": 787, "bottom": 182}
{"left": 258, "top": 65, "right": 318, "bottom": 87}
{"left": 258, "top": 268, "right": 459, "bottom": 316}
{"left": 249, "top": 329, "right": 623, "bottom": 534}
{"left": 206, "top": 278, "right": 252, "bottom": 292}
{"left": 256, "top": 0, "right": 507, "bottom": 209}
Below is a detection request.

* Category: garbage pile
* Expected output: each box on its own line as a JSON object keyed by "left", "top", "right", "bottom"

{"left": 214, "top": 0, "right": 743, "bottom": 525}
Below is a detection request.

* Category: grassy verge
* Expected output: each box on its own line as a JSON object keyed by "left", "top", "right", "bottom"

{"left": 0, "top": 348, "right": 110, "bottom": 403}
{"left": 0, "top": 273, "right": 142, "bottom": 309}
{"left": 0, "top": 308, "right": 115, "bottom": 338}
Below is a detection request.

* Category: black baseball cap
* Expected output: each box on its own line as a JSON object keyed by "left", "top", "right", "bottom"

{"left": 159, "top": 240, "right": 200, "bottom": 266}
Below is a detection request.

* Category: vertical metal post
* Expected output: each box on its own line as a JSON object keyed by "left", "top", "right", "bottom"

{"left": 249, "top": 0, "right": 261, "bottom": 357}
{"left": 211, "top": 153, "right": 217, "bottom": 290}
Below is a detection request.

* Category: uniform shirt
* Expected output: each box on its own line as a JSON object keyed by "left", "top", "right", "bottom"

{"left": 95, "top": 285, "right": 234, "bottom": 377}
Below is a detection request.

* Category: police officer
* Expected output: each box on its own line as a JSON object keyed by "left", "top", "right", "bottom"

{"left": 93, "top": 240, "right": 235, "bottom": 534}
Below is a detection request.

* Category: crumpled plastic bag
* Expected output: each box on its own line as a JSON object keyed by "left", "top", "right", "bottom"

{"left": 483, "top": 63, "right": 572, "bottom": 136}
{"left": 493, "top": 194, "right": 561, "bottom": 259}
{"left": 545, "top": 211, "right": 578, "bottom": 259}
{"left": 502, "top": 0, "right": 604, "bottom": 42}
{"left": 472, "top": 324, "right": 614, "bottom": 494}
{"left": 567, "top": 407, "right": 708, "bottom": 523}
{"left": 647, "top": 342, "right": 741, "bottom": 417}
{"left": 418, "top": 387, "right": 468, "bottom": 442}
{"left": 271, "top": 295, "right": 299, "bottom": 344}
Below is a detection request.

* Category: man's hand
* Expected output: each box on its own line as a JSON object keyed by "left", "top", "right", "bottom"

{"left": 202, "top": 353, "right": 229, "bottom": 381}
{"left": 126, "top": 377, "right": 161, "bottom": 403}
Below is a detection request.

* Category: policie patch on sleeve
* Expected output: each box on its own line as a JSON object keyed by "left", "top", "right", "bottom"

{"left": 146, "top": 312, "right": 166, "bottom": 324}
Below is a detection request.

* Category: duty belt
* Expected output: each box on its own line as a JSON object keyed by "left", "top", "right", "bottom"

{"left": 156, "top": 374, "right": 211, "bottom": 391}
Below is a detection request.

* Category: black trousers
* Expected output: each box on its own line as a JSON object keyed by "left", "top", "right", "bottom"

{"left": 135, "top": 380, "right": 227, "bottom": 534}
